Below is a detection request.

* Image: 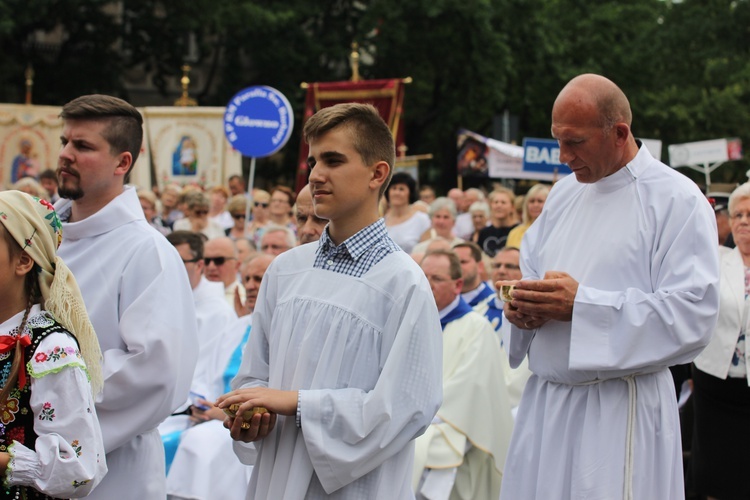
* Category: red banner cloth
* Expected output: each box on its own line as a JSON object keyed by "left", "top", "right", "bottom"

{"left": 295, "top": 79, "right": 406, "bottom": 192}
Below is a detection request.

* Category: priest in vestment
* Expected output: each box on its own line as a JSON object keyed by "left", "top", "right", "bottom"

{"left": 453, "top": 242, "right": 495, "bottom": 308}
{"left": 415, "top": 249, "right": 513, "bottom": 500}
{"left": 500, "top": 74, "right": 720, "bottom": 500}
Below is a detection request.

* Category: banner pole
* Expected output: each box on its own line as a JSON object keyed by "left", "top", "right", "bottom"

{"left": 243, "top": 156, "right": 256, "bottom": 238}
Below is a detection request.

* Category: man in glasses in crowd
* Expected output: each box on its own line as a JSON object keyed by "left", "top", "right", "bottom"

{"left": 204, "top": 237, "right": 245, "bottom": 308}
{"left": 160, "top": 231, "right": 235, "bottom": 469}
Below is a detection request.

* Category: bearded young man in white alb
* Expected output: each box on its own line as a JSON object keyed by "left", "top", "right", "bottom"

{"left": 55, "top": 94, "right": 198, "bottom": 499}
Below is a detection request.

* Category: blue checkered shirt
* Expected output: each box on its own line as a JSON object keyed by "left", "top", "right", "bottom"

{"left": 313, "top": 218, "right": 401, "bottom": 277}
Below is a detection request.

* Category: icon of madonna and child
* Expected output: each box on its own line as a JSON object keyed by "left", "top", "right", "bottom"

{"left": 172, "top": 135, "right": 198, "bottom": 176}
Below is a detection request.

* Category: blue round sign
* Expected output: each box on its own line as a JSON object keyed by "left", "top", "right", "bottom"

{"left": 223, "top": 86, "right": 294, "bottom": 158}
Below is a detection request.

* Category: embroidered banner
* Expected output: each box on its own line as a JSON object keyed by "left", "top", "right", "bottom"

{"left": 141, "top": 106, "right": 241, "bottom": 190}
{"left": 296, "top": 79, "right": 406, "bottom": 191}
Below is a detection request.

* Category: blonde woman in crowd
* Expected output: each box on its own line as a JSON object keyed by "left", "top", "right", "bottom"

{"left": 507, "top": 183, "right": 551, "bottom": 249}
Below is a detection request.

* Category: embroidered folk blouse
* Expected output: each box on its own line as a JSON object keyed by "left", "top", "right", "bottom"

{"left": 0, "top": 306, "right": 106, "bottom": 498}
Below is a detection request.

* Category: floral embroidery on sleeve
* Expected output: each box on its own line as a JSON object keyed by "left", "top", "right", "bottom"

{"left": 38, "top": 402, "right": 55, "bottom": 421}
{"left": 72, "top": 479, "right": 90, "bottom": 489}
{"left": 44, "top": 346, "right": 79, "bottom": 363}
{"left": 70, "top": 440, "right": 82, "bottom": 457}
{"left": 28, "top": 342, "right": 87, "bottom": 380}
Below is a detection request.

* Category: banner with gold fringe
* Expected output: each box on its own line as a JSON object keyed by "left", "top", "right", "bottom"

{"left": 296, "top": 78, "right": 406, "bottom": 192}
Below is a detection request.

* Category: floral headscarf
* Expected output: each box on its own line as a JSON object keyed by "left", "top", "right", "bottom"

{"left": 0, "top": 191, "right": 102, "bottom": 395}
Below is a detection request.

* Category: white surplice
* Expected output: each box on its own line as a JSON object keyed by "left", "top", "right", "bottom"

{"left": 191, "top": 277, "right": 237, "bottom": 395}
{"left": 167, "top": 315, "right": 254, "bottom": 500}
{"left": 56, "top": 186, "right": 199, "bottom": 500}
{"left": 232, "top": 243, "right": 443, "bottom": 499}
{"left": 500, "top": 145, "right": 720, "bottom": 500}
{"left": 413, "top": 309, "right": 513, "bottom": 500}
{"left": 2, "top": 307, "right": 107, "bottom": 498}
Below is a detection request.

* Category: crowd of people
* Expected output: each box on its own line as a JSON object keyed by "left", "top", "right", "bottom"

{"left": 0, "top": 73, "right": 743, "bottom": 500}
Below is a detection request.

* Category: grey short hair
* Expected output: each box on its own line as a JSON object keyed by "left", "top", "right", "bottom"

{"left": 469, "top": 201, "right": 490, "bottom": 217}
{"left": 465, "top": 187, "right": 486, "bottom": 201}
{"left": 428, "top": 197, "right": 457, "bottom": 219}
{"left": 262, "top": 224, "right": 297, "bottom": 248}
{"left": 729, "top": 182, "right": 750, "bottom": 215}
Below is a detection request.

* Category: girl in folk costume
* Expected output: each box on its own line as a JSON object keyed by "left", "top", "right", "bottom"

{"left": 0, "top": 191, "right": 106, "bottom": 498}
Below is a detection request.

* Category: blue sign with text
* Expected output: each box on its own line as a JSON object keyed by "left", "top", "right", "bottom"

{"left": 522, "top": 138, "right": 572, "bottom": 176}
{"left": 223, "top": 86, "right": 294, "bottom": 158}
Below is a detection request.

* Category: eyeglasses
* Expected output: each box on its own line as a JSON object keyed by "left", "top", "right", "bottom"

{"left": 193, "top": 209, "right": 209, "bottom": 216}
{"left": 182, "top": 258, "right": 201, "bottom": 264}
{"left": 490, "top": 263, "right": 520, "bottom": 270}
{"left": 231, "top": 213, "right": 246, "bottom": 220}
{"left": 731, "top": 212, "right": 750, "bottom": 221}
{"left": 254, "top": 202, "right": 269, "bottom": 208}
{"left": 203, "top": 256, "right": 236, "bottom": 266}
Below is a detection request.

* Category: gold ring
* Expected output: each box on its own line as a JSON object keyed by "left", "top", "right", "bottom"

{"left": 240, "top": 422, "right": 251, "bottom": 430}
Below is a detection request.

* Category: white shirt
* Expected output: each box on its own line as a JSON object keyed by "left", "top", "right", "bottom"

{"left": 453, "top": 212, "right": 474, "bottom": 240}
{"left": 386, "top": 211, "right": 431, "bottom": 254}
{"left": 232, "top": 242, "right": 443, "bottom": 498}
{"left": 191, "top": 277, "right": 237, "bottom": 395}
{"left": 501, "top": 145, "right": 720, "bottom": 500}
{"left": 56, "top": 186, "right": 199, "bottom": 500}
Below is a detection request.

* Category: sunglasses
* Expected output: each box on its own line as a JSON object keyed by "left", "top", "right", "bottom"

{"left": 254, "top": 202, "right": 269, "bottom": 208}
{"left": 203, "top": 256, "right": 236, "bottom": 266}
{"left": 193, "top": 209, "right": 209, "bottom": 216}
{"left": 231, "top": 213, "right": 246, "bottom": 220}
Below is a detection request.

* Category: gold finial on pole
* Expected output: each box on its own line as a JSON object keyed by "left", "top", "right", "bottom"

{"left": 24, "top": 64, "right": 34, "bottom": 105}
{"left": 349, "top": 42, "right": 360, "bottom": 83}
{"left": 174, "top": 64, "right": 197, "bottom": 107}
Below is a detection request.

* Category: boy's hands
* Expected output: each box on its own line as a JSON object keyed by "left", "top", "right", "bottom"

{"left": 216, "top": 388, "right": 298, "bottom": 442}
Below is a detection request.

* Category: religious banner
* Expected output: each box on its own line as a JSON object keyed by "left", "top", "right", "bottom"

{"left": 142, "top": 106, "right": 241, "bottom": 190}
{"left": 295, "top": 78, "right": 407, "bottom": 191}
{"left": 0, "top": 105, "right": 62, "bottom": 188}
{"left": 457, "top": 129, "right": 528, "bottom": 180}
